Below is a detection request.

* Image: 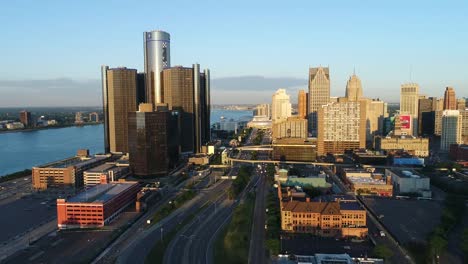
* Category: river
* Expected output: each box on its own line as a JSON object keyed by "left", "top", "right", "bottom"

{"left": 0, "top": 109, "right": 252, "bottom": 176}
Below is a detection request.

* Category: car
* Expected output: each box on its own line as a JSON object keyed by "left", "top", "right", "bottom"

{"left": 380, "top": 231, "right": 386, "bottom": 237}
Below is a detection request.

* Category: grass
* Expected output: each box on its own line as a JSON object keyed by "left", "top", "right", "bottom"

{"left": 265, "top": 190, "right": 281, "bottom": 256}
{"left": 145, "top": 204, "right": 209, "bottom": 264}
{"left": 0, "top": 169, "right": 31, "bottom": 182}
{"left": 150, "top": 189, "right": 196, "bottom": 225}
{"left": 214, "top": 193, "right": 256, "bottom": 264}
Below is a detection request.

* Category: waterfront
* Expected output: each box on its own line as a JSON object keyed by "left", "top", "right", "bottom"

{"left": 0, "top": 109, "right": 253, "bottom": 177}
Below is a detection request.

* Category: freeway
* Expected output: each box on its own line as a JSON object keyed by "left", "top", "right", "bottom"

{"left": 115, "top": 180, "right": 232, "bottom": 264}
{"left": 248, "top": 169, "right": 268, "bottom": 264}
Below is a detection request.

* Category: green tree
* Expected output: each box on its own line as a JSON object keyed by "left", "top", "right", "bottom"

{"left": 372, "top": 244, "right": 394, "bottom": 259}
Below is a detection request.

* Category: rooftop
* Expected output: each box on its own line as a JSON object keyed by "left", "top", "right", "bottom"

{"left": 38, "top": 155, "right": 109, "bottom": 169}
{"left": 67, "top": 182, "right": 138, "bottom": 204}
{"left": 389, "top": 168, "right": 427, "bottom": 179}
{"left": 347, "top": 176, "right": 387, "bottom": 185}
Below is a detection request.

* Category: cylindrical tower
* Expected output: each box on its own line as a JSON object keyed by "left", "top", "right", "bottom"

{"left": 144, "top": 30, "right": 170, "bottom": 105}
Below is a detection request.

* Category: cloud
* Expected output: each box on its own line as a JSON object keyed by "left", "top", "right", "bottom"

{"left": 211, "top": 76, "right": 307, "bottom": 91}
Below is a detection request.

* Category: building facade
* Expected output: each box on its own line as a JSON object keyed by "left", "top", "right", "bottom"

{"left": 308, "top": 67, "right": 330, "bottom": 136}
{"left": 443, "top": 87, "right": 457, "bottom": 110}
{"left": 101, "top": 66, "right": 138, "bottom": 153}
{"left": 271, "top": 89, "right": 292, "bottom": 123}
{"left": 385, "top": 169, "right": 431, "bottom": 197}
{"left": 83, "top": 163, "right": 130, "bottom": 186}
{"left": 272, "top": 138, "right": 317, "bottom": 162}
{"left": 441, "top": 110, "right": 463, "bottom": 151}
{"left": 400, "top": 83, "right": 419, "bottom": 136}
{"left": 143, "top": 30, "right": 170, "bottom": 105}
{"left": 298, "top": 90, "right": 307, "bottom": 119}
{"left": 128, "top": 104, "right": 180, "bottom": 176}
{"left": 254, "top": 103, "right": 271, "bottom": 119}
{"left": 56, "top": 182, "right": 140, "bottom": 229}
{"left": 19, "top": 110, "right": 33, "bottom": 127}
{"left": 317, "top": 101, "right": 366, "bottom": 155}
{"left": 272, "top": 116, "right": 307, "bottom": 139}
{"left": 345, "top": 74, "right": 363, "bottom": 102}
{"left": 375, "top": 136, "right": 429, "bottom": 157}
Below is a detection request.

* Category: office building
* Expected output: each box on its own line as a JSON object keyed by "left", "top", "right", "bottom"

{"left": 137, "top": 73, "right": 146, "bottom": 105}
{"left": 162, "top": 65, "right": 210, "bottom": 153}
{"left": 88, "top": 112, "right": 99, "bottom": 123}
{"left": 462, "top": 110, "right": 468, "bottom": 143}
{"left": 144, "top": 30, "right": 170, "bottom": 105}
{"left": 56, "top": 181, "right": 140, "bottom": 229}
{"left": 298, "top": 90, "right": 307, "bottom": 119}
{"left": 308, "top": 67, "right": 330, "bottom": 136}
{"left": 375, "top": 136, "right": 429, "bottom": 157}
{"left": 345, "top": 74, "right": 363, "bottom": 101}
{"left": 128, "top": 104, "right": 180, "bottom": 176}
{"left": 279, "top": 190, "right": 368, "bottom": 237}
{"left": 400, "top": 83, "right": 419, "bottom": 136}
{"left": 449, "top": 144, "right": 468, "bottom": 161}
{"left": 272, "top": 138, "right": 317, "bottom": 162}
{"left": 365, "top": 99, "right": 388, "bottom": 145}
{"left": 272, "top": 116, "right": 307, "bottom": 139}
{"left": 441, "top": 110, "right": 463, "bottom": 151}
{"left": 32, "top": 151, "right": 112, "bottom": 190}
{"left": 317, "top": 101, "right": 366, "bottom": 155}
{"left": 418, "top": 96, "right": 436, "bottom": 136}
{"left": 83, "top": 163, "right": 130, "bottom": 186}
{"left": 443, "top": 87, "right": 457, "bottom": 110}
{"left": 101, "top": 66, "right": 138, "bottom": 153}
{"left": 385, "top": 169, "right": 431, "bottom": 197}
{"left": 254, "top": 103, "right": 271, "bottom": 119}
{"left": 342, "top": 168, "right": 393, "bottom": 196}
{"left": 457, "top": 98, "right": 467, "bottom": 110}
{"left": 19, "top": 110, "right": 33, "bottom": 127}
{"left": 271, "top": 89, "right": 292, "bottom": 123}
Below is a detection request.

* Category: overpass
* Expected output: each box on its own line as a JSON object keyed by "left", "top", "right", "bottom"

{"left": 236, "top": 145, "right": 273, "bottom": 151}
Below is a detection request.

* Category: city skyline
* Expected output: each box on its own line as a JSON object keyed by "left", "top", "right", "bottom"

{"left": 1, "top": 1, "right": 468, "bottom": 106}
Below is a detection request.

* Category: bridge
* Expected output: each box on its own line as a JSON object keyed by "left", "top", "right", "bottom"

{"left": 236, "top": 145, "right": 273, "bottom": 151}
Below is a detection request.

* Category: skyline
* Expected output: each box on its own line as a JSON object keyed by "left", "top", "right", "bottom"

{"left": 1, "top": 0, "right": 468, "bottom": 106}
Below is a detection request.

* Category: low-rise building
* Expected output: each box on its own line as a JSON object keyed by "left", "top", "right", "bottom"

{"left": 272, "top": 116, "right": 307, "bottom": 139}
{"left": 32, "top": 150, "right": 113, "bottom": 190}
{"left": 375, "top": 136, "right": 429, "bottom": 157}
{"left": 247, "top": 115, "right": 272, "bottom": 129}
{"left": 83, "top": 163, "right": 130, "bottom": 187}
{"left": 342, "top": 168, "right": 392, "bottom": 196}
{"left": 272, "top": 138, "right": 317, "bottom": 162}
{"left": 6, "top": 122, "right": 24, "bottom": 130}
{"left": 283, "top": 176, "right": 332, "bottom": 189}
{"left": 450, "top": 144, "right": 468, "bottom": 161}
{"left": 56, "top": 181, "right": 140, "bottom": 229}
{"left": 385, "top": 169, "right": 431, "bottom": 197}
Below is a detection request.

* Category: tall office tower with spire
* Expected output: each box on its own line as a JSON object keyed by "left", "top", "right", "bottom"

{"left": 345, "top": 73, "right": 363, "bottom": 101}
{"left": 400, "top": 83, "right": 419, "bottom": 136}
{"left": 308, "top": 67, "right": 330, "bottom": 136}
{"left": 162, "top": 64, "right": 210, "bottom": 153}
{"left": 298, "top": 90, "right": 307, "bottom": 119}
{"left": 441, "top": 110, "right": 462, "bottom": 151}
{"left": 443, "top": 87, "right": 457, "bottom": 110}
{"left": 271, "top": 89, "right": 292, "bottom": 123}
{"left": 144, "top": 30, "right": 170, "bottom": 106}
{"left": 101, "top": 66, "right": 138, "bottom": 153}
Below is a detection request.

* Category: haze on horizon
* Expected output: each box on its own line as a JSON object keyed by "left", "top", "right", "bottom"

{"left": 1, "top": 1, "right": 467, "bottom": 107}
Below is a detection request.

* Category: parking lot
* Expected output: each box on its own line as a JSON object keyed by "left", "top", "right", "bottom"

{"left": 361, "top": 197, "right": 443, "bottom": 244}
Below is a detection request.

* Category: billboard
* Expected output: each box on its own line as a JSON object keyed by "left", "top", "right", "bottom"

{"left": 400, "top": 115, "right": 411, "bottom": 130}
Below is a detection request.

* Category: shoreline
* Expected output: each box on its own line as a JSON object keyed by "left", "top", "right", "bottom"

{"left": 0, "top": 122, "right": 103, "bottom": 134}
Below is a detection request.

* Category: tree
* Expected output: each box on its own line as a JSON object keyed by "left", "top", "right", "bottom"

{"left": 372, "top": 244, "right": 393, "bottom": 259}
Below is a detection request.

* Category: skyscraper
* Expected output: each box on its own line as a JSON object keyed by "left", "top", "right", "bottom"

{"left": 443, "top": 87, "right": 456, "bottom": 110}
{"left": 101, "top": 66, "right": 137, "bottom": 153}
{"left": 441, "top": 110, "right": 462, "bottom": 151}
{"left": 457, "top": 98, "right": 466, "bottom": 110}
{"left": 400, "top": 83, "right": 419, "bottom": 136}
{"left": 19, "top": 110, "right": 33, "bottom": 127}
{"left": 144, "top": 30, "right": 171, "bottom": 106}
{"left": 418, "top": 96, "right": 436, "bottom": 136}
{"left": 345, "top": 74, "right": 363, "bottom": 101}
{"left": 162, "top": 64, "right": 210, "bottom": 153}
{"left": 317, "top": 101, "right": 366, "bottom": 155}
{"left": 308, "top": 67, "right": 330, "bottom": 136}
{"left": 128, "top": 104, "right": 180, "bottom": 176}
{"left": 298, "top": 90, "right": 307, "bottom": 119}
{"left": 271, "top": 89, "right": 292, "bottom": 123}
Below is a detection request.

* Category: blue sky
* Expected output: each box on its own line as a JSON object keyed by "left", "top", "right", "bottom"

{"left": 1, "top": 0, "right": 467, "bottom": 106}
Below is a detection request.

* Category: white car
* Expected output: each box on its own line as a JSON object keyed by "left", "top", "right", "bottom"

{"left": 380, "top": 231, "right": 386, "bottom": 237}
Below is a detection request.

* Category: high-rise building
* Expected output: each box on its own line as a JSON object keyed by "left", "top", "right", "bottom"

{"left": 271, "top": 89, "right": 292, "bottom": 123}
{"left": 101, "top": 66, "right": 137, "bottom": 153}
{"left": 162, "top": 64, "right": 210, "bottom": 153}
{"left": 400, "top": 83, "right": 419, "bottom": 136}
{"left": 128, "top": 104, "right": 180, "bottom": 176}
{"left": 298, "top": 90, "right": 307, "bottom": 119}
{"left": 443, "top": 87, "right": 457, "bottom": 110}
{"left": 254, "top": 104, "right": 271, "bottom": 119}
{"left": 272, "top": 116, "right": 307, "bottom": 139}
{"left": 317, "top": 101, "right": 366, "bottom": 155}
{"left": 364, "top": 99, "right": 388, "bottom": 145}
{"left": 441, "top": 110, "right": 463, "bottom": 151}
{"left": 144, "top": 30, "right": 171, "bottom": 106}
{"left": 136, "top": 73, "right": 146, "bottom": 105}
{"left": 345, "top": 74, "right": 363, "bottom": 101}
{"left": 19, "top": 110, "right": 33, "bottom": 127}
{"left": 461, "top": 110, "right": 468, "bottom": 144}
{"left": 308, "top": 67, "right": 330, "bottom": 136}
{"left": 418, "top": 96, "right": 436, "bottom": 136}
{"left": 457, "top": 98, "right": 467, "bottom": 110}
{"left": 434, "top": 98, "right": 444, "bottom": 136}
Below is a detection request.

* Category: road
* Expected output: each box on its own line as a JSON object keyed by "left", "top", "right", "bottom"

{"left": 248, "top": 171, "right": 268, "bottom": 264}
{"left": 114, "top": 180, "right": 232, "bottom": 264}
{"left": 323, "top": 167, "right": 414, "bottom": 264}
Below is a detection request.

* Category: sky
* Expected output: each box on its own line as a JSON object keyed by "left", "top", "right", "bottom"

{"left": 0, "top": 0, "right": 467, "bottom": 106}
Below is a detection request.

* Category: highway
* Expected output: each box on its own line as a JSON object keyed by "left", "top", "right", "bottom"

{"left": 114, "top": 179, "right": 232, "bottom": 264}
{"left": 248, "top": 169, "right": 268, "bottom": 264}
